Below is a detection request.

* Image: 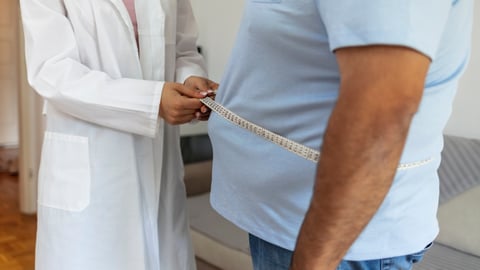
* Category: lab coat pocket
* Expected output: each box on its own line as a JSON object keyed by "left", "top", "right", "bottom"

{"left": 38, "top": 132, "right": 91, "bottom": 212}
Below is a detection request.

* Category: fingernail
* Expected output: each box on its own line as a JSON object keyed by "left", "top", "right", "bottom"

{"left": 207, "top": 89, "right": 214, "bottom": 94}
{"left": 200, "top": 91, "right": 208, "bottom": 96}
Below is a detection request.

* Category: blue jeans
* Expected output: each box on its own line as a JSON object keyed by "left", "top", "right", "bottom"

{"left": 249, "top": 234, "right": 429, "bottom": 270}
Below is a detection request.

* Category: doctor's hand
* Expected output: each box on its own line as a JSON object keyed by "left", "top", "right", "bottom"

{"left": 184, "top": 76, "right": 219, "bottom": 92}
{"left": 159, "top": 82, "right": 208, "bottom": 125}
{"left": 184, "top": 76, "right": 219, "bottom": 121}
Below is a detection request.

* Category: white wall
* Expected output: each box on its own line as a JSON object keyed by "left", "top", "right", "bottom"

{"left": 0, "top": 0, "right": 19, "bottom": 146}
{"left": 444, "top": 3, "right": 480, "bottom": 139}
{"left": 190, "top": 0, "right": 245, "bottom": 83}
{"left": 188, "top": 1, "right": 479, "bottom": 139}
{"left": 180, "top": 0, "right": 245, "bottom": 136}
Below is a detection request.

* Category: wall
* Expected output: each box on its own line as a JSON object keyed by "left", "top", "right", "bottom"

{"left": 190, "top": 0, "right": 245, "bottom": 83}
{"left": 189, "top": 1, "right": 479, "bottom": 139}
{"left": 0, "top": 0, "right": 19, "bottom": 146}
{"left": 443, "top": 3, "right": 480, "bottom": 139}
{"left": 181, "top": 0, "right": 245, "bottom": 136}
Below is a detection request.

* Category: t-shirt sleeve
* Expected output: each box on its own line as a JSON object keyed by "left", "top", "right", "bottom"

{"left": 317, "top": 0, "right": 453, "bottom": 60}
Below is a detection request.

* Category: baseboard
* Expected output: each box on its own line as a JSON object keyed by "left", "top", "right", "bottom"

{"left": 0, "top": 146, "right": 19, "bottom": 174}
{"left": 190, "top": 228, "right": 253, "bottom": 270}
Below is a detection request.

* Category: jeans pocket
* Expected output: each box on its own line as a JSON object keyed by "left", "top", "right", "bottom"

{"left": 38, "top": 132, "right": 91, "bottom": 212}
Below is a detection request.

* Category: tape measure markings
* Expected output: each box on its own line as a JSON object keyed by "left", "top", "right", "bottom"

{"left": 200, "top": 96, "right": 431, "bottom": 170}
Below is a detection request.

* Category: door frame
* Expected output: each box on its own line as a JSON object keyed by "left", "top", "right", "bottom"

{"left": 17, "top": 8, "right": 43, "bottom": 214}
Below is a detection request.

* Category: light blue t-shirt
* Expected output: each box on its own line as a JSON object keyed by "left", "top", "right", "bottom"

{"left": 209, "top": 0, "right": 474, "bottom": 260}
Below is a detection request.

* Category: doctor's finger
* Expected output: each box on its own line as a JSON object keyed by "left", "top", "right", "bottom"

{"left": 165, "top": 115, "right": 196, "bottom": 125}
{"left": 196, "top": 111, "right": 211, "bottom": 121}
{"left": 162, "top": 109, "right": 197, "bottom": 124}
{"left": 175, "top": 84, "right": 208, "bottom": 98}
{"left": 208, "top": 80, "right": 219, "bottom": 90}
{"left": 195, "top": 78, "right": 218, "bottom": 92}
{"left": 177, "top": 97, "right": 204, "bottom": 110}
{"left": 161, "top": 106, "right": 195, "bottom": 116}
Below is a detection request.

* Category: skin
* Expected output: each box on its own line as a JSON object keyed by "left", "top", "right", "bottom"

{"left": 185, "top": 76, "right": 219, "bottom": 120}
{"left": 159, "top": 76, "right": 218, "bottom": 124}
{"left": 289, "top": 45, "right": 431, "bottom": 270}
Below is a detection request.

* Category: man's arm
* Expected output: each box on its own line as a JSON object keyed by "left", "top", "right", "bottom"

{"left": 290, "top": 45, "right": 431, "bottom": 270}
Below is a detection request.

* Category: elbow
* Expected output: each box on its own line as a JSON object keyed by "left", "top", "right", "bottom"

{"left": 388, "top": 91, "right": 424, "bottom": 125}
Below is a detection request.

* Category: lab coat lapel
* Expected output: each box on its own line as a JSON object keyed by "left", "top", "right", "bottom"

{"left": 135, "top": 0, "right": 167, "bottom": 37}
{"left": 108, "top": 0, "right": 134, "bottom": 30}
{"left": 136, "top": 0, "right": 167, "bottom": 81}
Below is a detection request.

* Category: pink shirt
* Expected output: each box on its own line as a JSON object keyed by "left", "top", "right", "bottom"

{"left": 123, "top": 0, "right": 138, "bottom": 41}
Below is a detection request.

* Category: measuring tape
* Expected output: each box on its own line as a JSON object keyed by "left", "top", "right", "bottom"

{"left": 200, "top": 96, "right": 432, "bottom": 170}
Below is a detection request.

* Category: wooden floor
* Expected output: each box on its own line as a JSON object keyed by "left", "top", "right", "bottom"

{"left": 0, "top": 172, "right": 220, "bottom": 270}
{"left": 0, "top": 173, "right": 36, "bottom": 270}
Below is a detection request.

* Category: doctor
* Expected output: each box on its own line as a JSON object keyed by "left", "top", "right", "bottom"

{"left": 20, "top": 0, "right": 216, "bottom": 269}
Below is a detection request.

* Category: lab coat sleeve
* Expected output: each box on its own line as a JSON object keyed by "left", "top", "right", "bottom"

{"left": 20, "top": 0, "right": 163, "bottom": 138}
{"left": 175, "top": 0, "right": 208, "bottom": 83}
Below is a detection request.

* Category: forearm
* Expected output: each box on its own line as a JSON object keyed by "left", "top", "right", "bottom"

{"left": 290, "top": 45, "right": 429, "bottom": 270}
{"left": 291, "top": 96, "right": 415, "bottom": 269}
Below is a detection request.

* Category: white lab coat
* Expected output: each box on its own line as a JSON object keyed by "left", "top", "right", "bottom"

{"left": 20, "top": 0, "right": 206, "bottom": 269}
